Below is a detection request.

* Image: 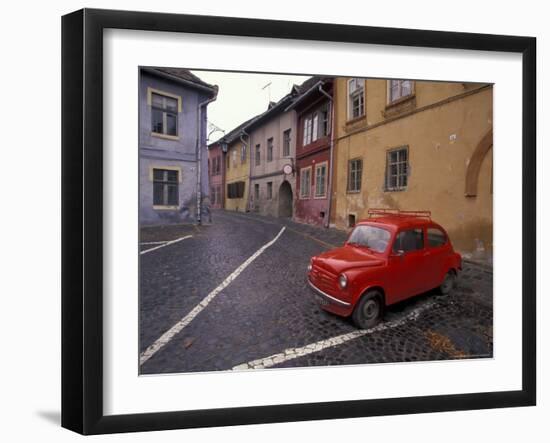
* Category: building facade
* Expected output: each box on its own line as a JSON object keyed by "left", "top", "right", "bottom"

{"left": 208, "top": 142, "right": 225, "bottom": 209}
{"left": 139, "top": 67, "right": 217, "bottom": 225}
{"left": 248, "top": 98, "right": 298, "bottom": 218}
{"left": 292, "top": 77, "right": 334, "bottom": 227}
{"left": 330, "top": 77, "right": 493, "bottom": 259}
{"left": 222, "top": 118, "right": 257, "bottom": 212}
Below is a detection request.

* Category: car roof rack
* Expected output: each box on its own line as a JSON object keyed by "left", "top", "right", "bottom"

{"left": 367, "top": 209, "right": 432, "bottom": 219}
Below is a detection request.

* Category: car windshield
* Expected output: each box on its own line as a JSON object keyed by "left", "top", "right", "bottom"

{"left": 347, "top": 225, "right": 391, "bottom": 253}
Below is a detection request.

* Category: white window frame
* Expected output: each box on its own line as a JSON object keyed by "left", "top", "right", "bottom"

{"left": 299, "top": 166, "right": 312, "bottom": 199}
{"left": 347, "top": 158, "right": 363, "bottom": 193}
{"left": 314, "top": 162, "right": 328, "bottom": 198}
{"left": 387, "top": 79, "right": 415, "bottom": 104}
{"left": 347, "top": 78, "right": 365, "bottom": 120}
{"left": 385, "top": 146, "right": 409, "bottom": 191}
{"left": 147, "top": 87, "right": 182, "bottom": 140}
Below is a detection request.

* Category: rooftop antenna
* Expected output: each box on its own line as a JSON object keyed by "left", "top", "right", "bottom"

{"left": 262, "top": 81, "right": 272, "bottom": 103}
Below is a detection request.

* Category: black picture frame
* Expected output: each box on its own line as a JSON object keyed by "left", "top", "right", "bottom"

{"left": 61, "top": 8, "right": 536, "bottom": 435}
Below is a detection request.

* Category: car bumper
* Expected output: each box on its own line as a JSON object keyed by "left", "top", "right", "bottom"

{"left": 308, "top": 279, "right": 354, "bottom": 317}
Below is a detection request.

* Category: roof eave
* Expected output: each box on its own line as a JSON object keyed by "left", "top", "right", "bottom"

{"left": 141, "top": 67, "right": 217, "bottom": 96}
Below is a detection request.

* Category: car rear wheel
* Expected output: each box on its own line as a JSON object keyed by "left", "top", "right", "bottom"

{"left": 352, "top": 291, "right": 383, "bottom": 329}
{"left": 439, "top": 270, "right": 456, "bottom": 295}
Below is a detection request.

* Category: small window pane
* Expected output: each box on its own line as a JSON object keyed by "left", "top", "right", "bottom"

{"left": 152, "top": 109, "right": 163, "bottom": 133}
{"left": 165, "top": 97, "right": 178, "bottom": 112}
{"left": 167, "top": 184, "right": 178, "bottom": 205}
{"left": 393, "top": 229, "right": 424, "bottom": 253}
{"left": 152, "top": 93, "right": 164, "bottom": 107}
{"left": 166, "top": 170, "right": 178, "bottom": 182}
{"left": 428, "top": 228, "right": 446, "bottom": 247}
{"left": 166, "top": 113, "right": 177, "bottom": 136}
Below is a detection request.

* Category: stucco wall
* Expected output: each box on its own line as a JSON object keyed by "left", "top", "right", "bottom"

{"left": 332, "top": 80, "right": 493, "bottom": 259}
{"left": 224, "top": 138, "right": 250, "bottom": 212}
{"left": 139, "top": 71, "right": 212, "bottom": 224}
{"left": 249, "top": 109, "right": 297, "bottom": 217}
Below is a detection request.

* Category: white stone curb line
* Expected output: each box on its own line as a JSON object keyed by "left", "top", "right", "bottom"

{"left": 140, "top": 227, "right": 286, "bottom": 366}
{"left": 232, "top": 301, "right": 435, "bottom": 370}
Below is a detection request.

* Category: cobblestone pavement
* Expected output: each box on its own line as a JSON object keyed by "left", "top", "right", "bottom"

{"left": 139, "top": 210, "right": 493, "bottom": 374}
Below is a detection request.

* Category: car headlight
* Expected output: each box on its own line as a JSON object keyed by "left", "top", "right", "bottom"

{"left": 307, "top": 263, "right": 312, "bottom": 272}
{"left": 338, "top": 273, "right": 348, "bottom": 289}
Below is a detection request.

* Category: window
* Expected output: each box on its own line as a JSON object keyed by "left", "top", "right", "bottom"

{"left": 211, "top": 156, "right": 221, "bottom": 176}
{"left": 267, "top": 138, "right": 274, "bottom": 162}
{"left": 254, "top": 183, "right": 260, "bottom": 200}
{"left": 385, "top": 147, "right": 409, "bottom": 190}
{"left": 427, "top": 228, "right": 447, "bottom": 248}
{"left": 393, "top": 229, "right": 424, "bottom": 253}
{"left": 283, "top": 129, "right": 291, "bottom": 157}
{"left": 241, "top": 143, "right": 247, "bottom": 164}
{"left": 227, "top": 181, "right": 245, "bottom": 199}
{"left": 303, "top": 117, "right": 312, "bottom": 146}
{"left": 300, "top": 167, "right": 311, "bottom": 198}
{"left": 347, "top": 159, "right": 362, "bottom": 192}
{"left": 255, "top": 144, "right": 261, "bottom": 166}
{"left": 227, "top": 153, "right": 230, "bottom": 170}
{"left": 211, "top": 186, "right": 215, "bottom": 204}
{"left": 348, "top": 225, "right": 391, "bottom": 253}
{"left": 151, "top": 92, "right": 179, "bottom": 136}
{"left": 315, "top": 163, "right": 327, "bottom": 198}
{"left": 388, "top": 79, "right": 413, "bottom": 103}
{"left": 303, "top": 104, "right": 330, "bottom": 146}
{"left": 347, "top": 78, "right": 365, "bottom": 120}
{"left": 267, "top": 182, "right": 273, "bottom": 199}
{"left": 153, "top": 169, "right": 179, "bottom": 206}
{"left": 232, "top": 149, "right": 237, "bottom": 167}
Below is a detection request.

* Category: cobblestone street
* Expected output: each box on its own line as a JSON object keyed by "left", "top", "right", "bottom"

{"left": 139, "top": 210, "right": 493, "bottom": 374}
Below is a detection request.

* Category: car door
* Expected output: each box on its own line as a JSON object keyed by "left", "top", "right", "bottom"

{"left": 423, "top": 226, "right": 449, "bottom": 289}
{"left": 387, "top": 227, "right": 427, "bottom": 302}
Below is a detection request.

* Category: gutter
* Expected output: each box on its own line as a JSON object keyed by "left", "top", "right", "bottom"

{"left": 240, "top": 128, "right": 252, "bottom": 212}
{"left": 317, "top": 84, "right": 334, "bottom": 229}
{"left": 196, "top": 87, "right": 218, "bottom": 224}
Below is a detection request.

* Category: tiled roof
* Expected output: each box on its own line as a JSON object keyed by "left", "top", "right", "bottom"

{"left": 146, "top": 67, "right": 217, "bottom": 92}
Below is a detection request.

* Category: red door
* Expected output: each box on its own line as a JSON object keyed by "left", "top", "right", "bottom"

{"left": 386, "top": 228, "right": 429, "bottom": 303}
{"left": 422, "top": 226, "right": 450, "bottom": 289}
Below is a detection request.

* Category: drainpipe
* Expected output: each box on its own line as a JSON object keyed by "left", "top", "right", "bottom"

{"left": 196, "top": 88, "right": 218, "bottom": 224}
{"left": 318, "top": 84, "right": 334, "bottom": 229}
{"left": 241, "top": 129, "right": 252, "bottom": 212}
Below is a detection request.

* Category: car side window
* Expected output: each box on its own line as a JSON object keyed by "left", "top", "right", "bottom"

{"left": 393, "top": 228, "right": 424, "bottom": 253}
{"left": 427, "top": 227, "right": 447, "bottom": 248}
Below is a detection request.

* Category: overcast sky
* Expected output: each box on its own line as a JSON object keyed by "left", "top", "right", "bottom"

{"left": 191, "top": 70, "right": 311, "bottom": 143}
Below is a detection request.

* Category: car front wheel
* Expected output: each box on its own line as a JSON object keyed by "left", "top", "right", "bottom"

{"left": 352, "top": 291, "right": 383, "bottom": 329}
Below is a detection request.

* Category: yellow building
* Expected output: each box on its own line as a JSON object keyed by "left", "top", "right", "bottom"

{"left": 222, "top": 118, "right": 255, "bottom": 212}
{"left": 331, "top": 78, "right": 493, "bottom": 260}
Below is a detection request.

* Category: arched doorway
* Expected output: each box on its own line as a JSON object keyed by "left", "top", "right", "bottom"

{"left": 465, "top": 129, "right": 492, "bottom": 197}
{"left": 278, "top": 181, "right": 293, "bottom": 218}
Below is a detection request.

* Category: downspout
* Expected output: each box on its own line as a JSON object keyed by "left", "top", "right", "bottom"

{"left": 241, "top": 129, "right": 251, "bottom": 212}
{"left": 318, "top": 84, "right": 334, "bottom": 229}
{"left": 196, "top": 88, "right": 218, "bottom": 224}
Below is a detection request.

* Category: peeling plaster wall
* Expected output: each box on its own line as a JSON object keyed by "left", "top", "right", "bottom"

{"left": 331, "top": 79, "right": 493, "bottom": 260}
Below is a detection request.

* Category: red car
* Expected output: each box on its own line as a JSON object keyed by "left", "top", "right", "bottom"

{"left": 307, "top": 209, "right": 462, "bottom": 329}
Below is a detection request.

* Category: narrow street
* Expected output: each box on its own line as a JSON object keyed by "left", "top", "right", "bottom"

{"left": 139, "top": 210, "right": 493, "bottom": 374}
